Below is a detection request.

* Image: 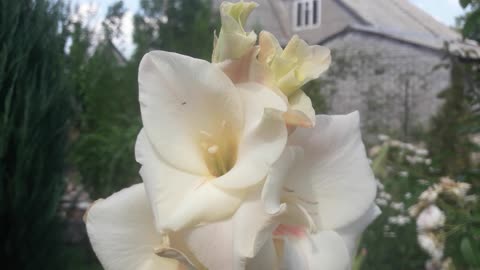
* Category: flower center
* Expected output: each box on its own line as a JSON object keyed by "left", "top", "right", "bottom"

{"left": 198, "top": 120, "right": 238, "bottom": 177}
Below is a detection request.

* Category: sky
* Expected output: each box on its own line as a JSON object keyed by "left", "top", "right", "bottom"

{"left": 71, "top": 0, "right": 467, "bottom": 57}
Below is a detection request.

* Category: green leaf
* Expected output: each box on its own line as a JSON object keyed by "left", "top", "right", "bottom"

{"left": 372, "top": 144, "right": 390, "bottom": 179}
{"left": 460, "top": 0, "right": 472, "bottom": 8}
{"left": 460, "top": 237, "right": 480, "bottom": 267}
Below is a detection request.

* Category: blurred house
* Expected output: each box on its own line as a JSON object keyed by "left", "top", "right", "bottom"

{"left": 214, "top": 0, "right": 480, "bottom": 138}
{"left": 60, "top": 179, "right": 92, "bottom": 244}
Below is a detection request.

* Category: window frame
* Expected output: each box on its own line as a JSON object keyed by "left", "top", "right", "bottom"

{"left": 292, "top": 0, "right": 321, "bottom": 31}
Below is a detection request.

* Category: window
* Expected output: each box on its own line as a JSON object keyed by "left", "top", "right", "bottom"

{"left": 293, "top": 0, "right": 321, "bottom": 30}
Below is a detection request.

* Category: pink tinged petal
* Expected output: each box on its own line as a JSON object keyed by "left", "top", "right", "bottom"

{"left": 337, "top": 204, "right": 381, "bottom": 258}
{"left": 287, "top": 90, "right": 316, "bottom": 127}
{"left": 273, "top": 224, "right": 307, "bottom": 238}
{"left": 287, "top": 112, "right": 377, "bottom": 230}
{"left": 135, "top": 130, "right": 244, "bottom": 231}
{"left": 217, "top": 47, "right": 273, "bottom": 86}
{"left": 138, "top": 51, "right": 243, "bottom": 175}
{"left": 85, "top": 184, "right": 180, "bottom": 270}
{"left": 282, "top": 231, "right": 351, "bottom": 270}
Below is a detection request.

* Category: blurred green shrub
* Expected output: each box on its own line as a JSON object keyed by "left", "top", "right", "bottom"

{"left": 67, "top": 2, "right": 141, "bottom": 199}
{"left": 0, "top": 0, "right": 71, "bottom": 268}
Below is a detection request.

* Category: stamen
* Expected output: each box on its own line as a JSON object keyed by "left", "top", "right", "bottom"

{"left": 207, "top": 145, "right": 219, "bottom": 154}
{"left": 199, "top": 130, "right": 213, "bottom": 137}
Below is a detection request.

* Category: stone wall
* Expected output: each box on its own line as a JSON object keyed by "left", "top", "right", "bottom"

{"left": 320, "top": 31, "right": 451, "bottom": 139}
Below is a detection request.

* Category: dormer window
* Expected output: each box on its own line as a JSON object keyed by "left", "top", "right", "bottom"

{"left": 293, "top": 0, "right": 321, "bottom": 30}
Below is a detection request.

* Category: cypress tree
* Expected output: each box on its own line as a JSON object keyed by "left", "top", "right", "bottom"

{"left": 0, "top": 0, "right": 71, "bottom": 268}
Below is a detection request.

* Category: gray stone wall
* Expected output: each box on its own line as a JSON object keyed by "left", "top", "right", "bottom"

{"left": 321, "top": 31, "right": 450, "bottom": 139}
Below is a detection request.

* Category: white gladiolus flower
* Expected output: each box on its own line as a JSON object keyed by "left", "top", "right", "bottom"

{"left": 416, "top": 205, "right": 446, "bottom": 231}
{"left": 133, "top": 51, "right": 288, "bottom": 232}
{"left": 85, "top": 113, "right": 379, "bottom": 270}
{"left": 84, "top": 1, "right": 379, "bottom": 268}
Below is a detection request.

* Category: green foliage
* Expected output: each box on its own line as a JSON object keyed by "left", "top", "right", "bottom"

{"left": 0, "top": 0, "right": 71, "bottom": 268}
{"left": 67, "top": 3, "right": 141, "bottom": 198}
{"left": 428, "top": 58, "right": 472, "bottom": 176}
{"left": 303, "top": 79, "right": 328, "bottom": 114}
{"left": 133, "top": 0, "right": 219, "bottom": 61}
{"left": 459, "top": 0, "right": 480, "bottom": 42}
{"left": 69, "top": 0, "right": 220, "bottom": 199}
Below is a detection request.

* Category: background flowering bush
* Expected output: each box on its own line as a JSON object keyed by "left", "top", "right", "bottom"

{"left": 359, "top": 135, "right": 479, "bottom": 270}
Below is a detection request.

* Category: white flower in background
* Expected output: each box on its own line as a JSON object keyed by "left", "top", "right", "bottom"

{"left": 378, "top": 134, "right": 390, "bottom": 141}
{"left": 416, "top": 205, "right": 445, "bottom": 231}
{"left": 415, "top": 148, "right": 429, "bottom": 156}
{"left": 390, "top": 202, "right": 405, "bottom": 211}
{"left": 379, "top": 191, "right": 392, "bottom": 201}
{"left": 369, "top": 145, "right": 382, "bottom": 157}
{"left": 418, "top": 233, "right": 444, "bottom": 260}
{"left": 376, "top": 179, "right": 385, "bottom": 190}
{"left": 399, "top": 171, "right": 409, "bottom": 178}
{"left": 388, "top": 215, "right": 410, "bottom": 226}
{"left": 375, "top": 198, "right": 388, "bottom": 206}
{"left": 419, "top": 186, "right": 440, "bottom": 203}
{"left": 440, "top": 177, "right": 471, "bottom": 199}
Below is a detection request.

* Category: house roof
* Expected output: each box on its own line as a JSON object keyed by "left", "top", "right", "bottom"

{"left": 332, "top": 0, "right": 480, "bottom": 58}
{"left": 212, "top": 0, "right": 480, "bottom": 58}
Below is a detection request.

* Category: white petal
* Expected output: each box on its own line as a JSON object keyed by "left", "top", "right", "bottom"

{"left": 282, "top": 231, "right": 350, "bottom": 270}
{"left": 138, "top": 51, "right": 243, "bottom": 175}
{"left": 136, "top": 130, "right": 244, "bottom": 231}
{"left": 246, "top": 239, "right": 279, "bottom": 270}
{"left": 262, "top": 146, "right": 304, "bottom": 214}
{"left": 182, "top": 190, "right": 284, "bottom": 270}
{"left": 297, "top": 45, "right": 331, "bottom": 83}
{"left": 287, "top": 90, "right": 316, "bottom": 127}
{"left": 214, "top": 83, "right": 288, "bottom": 189}
{"left": 85, "top": 184, "right": 180, "bottom": 270}
{"left": 287, "top": 112, "right": 377, "bottom": 230}
{"left": 337, "top": 204, "right": 381, "bottom": 257}
{"left": 182, "top": 219, "right": 234, "bottom": 270}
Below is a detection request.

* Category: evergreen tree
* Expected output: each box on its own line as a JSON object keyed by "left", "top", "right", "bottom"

{"left": 0, "top": 0, "right": 71, "bottom": 268}
{"left": 133, "top": 0, "right": 219, "bottom": 62}
{"left": 428, "top": 57, "right": 472, "bottom": 176}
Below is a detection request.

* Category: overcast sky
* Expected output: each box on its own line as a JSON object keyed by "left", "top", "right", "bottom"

{"left": 71, "top": 0, "right": 466, "bottom": 57}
